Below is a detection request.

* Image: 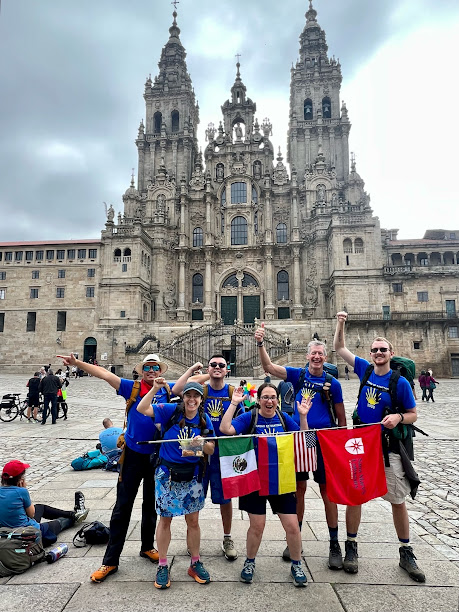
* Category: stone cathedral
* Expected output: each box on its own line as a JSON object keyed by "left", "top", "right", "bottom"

{"left": 1, "top": 4, "right": 458, "bottom": 376}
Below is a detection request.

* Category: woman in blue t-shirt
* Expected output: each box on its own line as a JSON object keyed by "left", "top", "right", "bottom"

{"left": 137, "top": 380, "right": 215, "bottom": 590}
{"left": 0, "top": 460, "right": 89, "bottom": 546}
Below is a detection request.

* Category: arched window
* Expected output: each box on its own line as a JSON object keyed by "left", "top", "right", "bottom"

{"left": 304, "top": 98, "right": 313, "bottom": 119}
{"left": 114, "top": 248, "right": 121, "bottom": 258}
{"left": 343, "top": 239, "right": 353, "bottom": 254}
{"left": 276, "top": 223, "right": 287, "bottom": 244}
{"left": 222, "top": 274, "right": 238, "bottom": 288}
{"left": 252, "top": 185, "right": 258, "bottom": 204}
{"left": 231, "top": 182, "right": 247, "bottom": 204}
{"left": 192, "top": 273, "right": 203, "bottom": 303}
{"left": 277, "top": 271, "right": 289, "bottom": 300}
{"left": 123, "top": 248, "right": 131, "bottom": 256}
{"left": 354, "top": 238, "right": 364, "bottom": 253}
{"left": 193, "top": 227, "right": 203, "bottom": 248}
{"left": 231, "top": 216, "right": 248, "bottom": 245}
{"left": 171, "top": 110, "right": 179, "bottom": 133}
{"left": 154, "top": 112, "right": 162, "bottom": 133}
{"left": 322, "top": 96, "right": 331, "bottom": 119}
{"left": 242, "top": 273, "right": 258, "bottom": 287}
{"left": 143, "top": 303, "right": 148, "bottom": 321}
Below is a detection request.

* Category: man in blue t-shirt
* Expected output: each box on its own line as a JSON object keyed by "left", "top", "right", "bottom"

{"left": 98, "top": 418, "right": 123, "bottom": 457}
{"left": 334, "top": 311, "right": 425, "bottom": 583}
{"left": 255, "top": 324, "right": 346, "bottom": 570}
{"left": 201, "top": 354, "right": 243, "bottom": 562}
{"left": 58, "top": 351, "right": 203, "bottom": 583}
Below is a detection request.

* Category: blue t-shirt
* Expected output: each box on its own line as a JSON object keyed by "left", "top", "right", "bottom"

{"left": 285, "top": 367, "right": 343, "bottom": 429}
{"left": 99, "top": 426, "right": 123, "bottom": 454}
{"left": 117, "top": 379, "right": 175, "bottom": 454}
{"left": 354, "top": 356, "right": 416, "bottom": 423}
{"left": 203, "top": 384, "right": 242, "bottom": 438}
{"left": 155, "top": 403, "right": 214, "bottom": 464}
{"left": 232, "top": 411, "right": 300, "bottom": 436}
{"left": 0, "top": 486, "right": 39, "bottom": 530}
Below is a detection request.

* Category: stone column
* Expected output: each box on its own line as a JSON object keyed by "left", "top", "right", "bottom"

{"left": 176, "top": 252, "right": 187, "bottom": 321}
{"left": 264, "top": 248, "right": 275, "bottom": 320}
{"left": 203, "top": 250, "right": 214, "bottom": 322}
{"left": 292, "top": 246, "right": 303, "bottom": 319}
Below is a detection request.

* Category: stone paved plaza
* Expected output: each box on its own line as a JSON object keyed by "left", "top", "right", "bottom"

{"left": 0, "top": 373, "right": 458, "bottom": 612}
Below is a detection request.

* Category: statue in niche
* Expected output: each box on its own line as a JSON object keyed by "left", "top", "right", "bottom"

{"left": 253, "top": 161, "right": 261, "bottom": 179}
{"left": 317, "top": 184, "right": 326, "bottom": 203}
{"left": 234, "top": 123, "right": 243, "bottom": 141}
{"left": 216, "top": 164, "right": 224, "bottom": 180}
{"left": 157, "top": 194, "right": 166, "bottom": 213}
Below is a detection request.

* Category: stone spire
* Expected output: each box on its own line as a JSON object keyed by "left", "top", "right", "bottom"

{"left": 221, "top": 55, "right": 257, "bottom": 138}
{"left": 299, "top": 0, "right": 330, "bottom": 66}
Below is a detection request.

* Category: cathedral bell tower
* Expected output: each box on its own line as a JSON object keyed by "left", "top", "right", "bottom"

{"left": 287, "top": 1, "right": 350, "bottom": 183}
{"left": 136, "top": 9, "right": 199, "bottom": 194}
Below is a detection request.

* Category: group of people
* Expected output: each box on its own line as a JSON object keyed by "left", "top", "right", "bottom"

{"left": 2, "top": 312, "right": 426, "bottom": 589}
{"left": 25, "top": 367, "right": 69, "bottom": 424}
{"left": 418, "top": 369, "right": 438, "bottom": 402}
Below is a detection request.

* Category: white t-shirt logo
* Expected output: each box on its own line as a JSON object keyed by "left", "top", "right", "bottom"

{"left": 345, "top": 438, "right": 365, "bottom": 455}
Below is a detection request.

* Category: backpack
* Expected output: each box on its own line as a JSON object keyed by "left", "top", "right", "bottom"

{"left": 247, "top": 406, "right": 288, "bottom": 434}
{"left": 73, "top": 521, "right": 110, "bottom": 548}
{"left": 202, "top": 384, "right": 235, "bottom": 405}
{"left": 0, "top": 526, "right": 45, "bottom": 576}
{"left": 292, "top": 364, "right": 338, "bottom": 425}
{"left": 71, "top": 449, "right": 108, "bottom": 471}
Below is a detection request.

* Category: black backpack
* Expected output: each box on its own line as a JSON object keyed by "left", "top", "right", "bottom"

{"left": 247, "top": 407, "right": 288, "bottom": 434}
{"left": 73, "top": 521, "right": 110, "bottom": 548}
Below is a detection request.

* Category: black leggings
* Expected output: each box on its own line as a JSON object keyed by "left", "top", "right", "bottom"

{"left": 34, "top": 504, "right": 75, "bottom": 546}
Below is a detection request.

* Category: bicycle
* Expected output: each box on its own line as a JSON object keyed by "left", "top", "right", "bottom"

{"left": 0, "top": 394, "right": 36, "bottom": 422}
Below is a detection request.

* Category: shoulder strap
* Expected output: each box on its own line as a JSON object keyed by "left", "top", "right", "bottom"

{"left": 322, "top": 372, "right": 337, "bottom": 425}
{"left": 164, "top": 383, "right": 172, "bottom": 402}
{"left": 356, "top": 364, "right": 374, "bottom": 404}
{"left": 293, "top": 367, "right": 306, "bottom": 399}
{"left": 248, "top": 407, "right": 259, "bottom": 434}
{"left": 388, "top": 370, "right": 402, "bottom": 411}
{"left": 228, "top": 384, "right": 234, "bottom": 400}
{"left": 122, "top": 380, "right": 141, "bottom": 429}
{"left": 276, "top": 408, "right": 287, "bottom": 431}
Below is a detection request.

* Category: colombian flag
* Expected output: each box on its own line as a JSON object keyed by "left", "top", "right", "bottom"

{"left": 257, "top": 434, "right": 296, "bottom": 496}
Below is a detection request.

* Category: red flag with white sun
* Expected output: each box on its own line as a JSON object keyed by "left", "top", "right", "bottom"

{"left": 317, "top": 425, "right": 387, "bottom": 506}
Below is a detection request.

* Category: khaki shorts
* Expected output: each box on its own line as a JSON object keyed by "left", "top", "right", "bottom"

{"left": 382, "top": 452, "right": 410, "bottom": 504}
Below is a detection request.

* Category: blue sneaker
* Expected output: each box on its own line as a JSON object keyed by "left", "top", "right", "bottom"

{"left": 240, "top": 559, "right": 255, "bottom": 583}
{"left": 188, "top": 560, "right": 210, "bottom": 584}
{"left": 154, "top": 565, "right": 170, "bottom": 589}
{"left": 291, "top": 563, "right": 307, "bottom": 587}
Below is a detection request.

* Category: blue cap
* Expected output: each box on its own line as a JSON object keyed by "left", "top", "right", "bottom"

{"left": 183, "top": 381, "right": 204, "bottom": 396}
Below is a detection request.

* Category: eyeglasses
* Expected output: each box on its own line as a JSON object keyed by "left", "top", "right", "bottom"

{"left": 209, "top": 362, "right": 226, "bottom": 368}
{"left": 260, "top": 395, "right": 277, "bottom": 401}
{"left": 143, "top": 364, "right": 160, "bottom": 372}
{"left": 370, "top": 347, "right": 389, "bottom": 353}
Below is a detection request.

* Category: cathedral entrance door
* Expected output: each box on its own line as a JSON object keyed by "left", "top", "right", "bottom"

{"left": 221, "top": 296, "right": 237, "bottom": 326}
{"left": 243, "top": 295, "right": 260, "bottom": 324}
{"left": 83, "top": 337, "right": 97, "bottom": 363}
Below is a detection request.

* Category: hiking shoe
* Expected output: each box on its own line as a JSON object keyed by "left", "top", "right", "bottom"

{"left": 399, "top": 546, "right": 426, "bottom": 583}
{"left": 188, "top": 560, "right": 211, "bottom": 584}
{"left": 140, "top": 548, "right": 159, "bottom": 563}
{"left": 328, "top": 540, "right": 343, "bottom": 570}
{"left": 90, "top": 565, "right": 118, "bottom": 583}
{"left": 240, "top": 559, "right": 255, "bottom": 583}
{"left": 291, "top": 563, "right": 308, "bottom": 587}
{"left": 74, "top": 508, "right": 89, "bottom": 524}
{"left": 155, "top": 565, "right": 171, "bottom": 589}
{"left": 343, "top": 540, "right": 358, "bottom": 573}
{"left": 74, "top": 491, "right": 86, "bottom": 513}
{"left": 222, "top": 537, "right": 238, "bottom": 561}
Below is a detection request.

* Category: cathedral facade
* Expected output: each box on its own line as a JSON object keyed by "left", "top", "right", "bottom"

{"left": 1, "top": 5, "right": 458, "bottom": 376}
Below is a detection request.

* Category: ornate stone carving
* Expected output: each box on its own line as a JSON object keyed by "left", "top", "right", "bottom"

{"left": 163, "top": 282, "right": 177, "bottom": 309}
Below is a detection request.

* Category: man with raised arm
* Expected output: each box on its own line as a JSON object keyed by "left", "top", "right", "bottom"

{"left": 333, "top": 312, "right": 425, "bottom": 582}
{"left": 254, "top": 323, "right": 347, "bottom": 571}
{"left": 58, "top": 352, "right": 203, "bottom": 583}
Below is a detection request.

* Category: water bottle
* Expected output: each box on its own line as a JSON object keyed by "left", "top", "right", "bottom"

{"left": 45, "top": 543, "right": 69, "bottom": 563}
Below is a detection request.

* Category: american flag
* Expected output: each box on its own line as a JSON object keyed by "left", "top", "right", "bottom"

{"left": 294, "top": 430, "right": 317, "bottom": 472}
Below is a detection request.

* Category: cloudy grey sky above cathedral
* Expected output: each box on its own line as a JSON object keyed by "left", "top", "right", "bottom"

{"left": 0, "top": 0, "right": 457, "bottom": 242}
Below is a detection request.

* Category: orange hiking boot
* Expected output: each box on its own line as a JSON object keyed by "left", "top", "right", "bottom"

{"left": 90, "top": 565, "right": 118, "bottom": 583}
{"left": 139, "top": 548, "right": 159, "bottom": 563}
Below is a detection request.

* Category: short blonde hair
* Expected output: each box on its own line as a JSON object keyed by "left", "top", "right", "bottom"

{"left": 372, "top": 336, "right": 393, "bottom": 352}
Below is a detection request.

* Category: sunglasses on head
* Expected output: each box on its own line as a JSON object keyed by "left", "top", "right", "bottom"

{"left": 370, "top": 347, "right": 389, "bottom": 353}
{"left": 143, "top": 364, "right": 161, "bottom": 372}
{"left": 209, "top": 362, "right": 226, "bottom": 368}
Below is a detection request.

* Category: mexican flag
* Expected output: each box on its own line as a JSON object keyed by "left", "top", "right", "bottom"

{"left": 219, "top": 437, "right": 261, "bottom": 499}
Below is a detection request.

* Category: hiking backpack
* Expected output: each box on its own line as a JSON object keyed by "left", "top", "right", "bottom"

{"left": 0, "top": 526, "right": 45, "bottom": 576}
{"left": 71, "top": 449, "right": 108, "bottom": 471}
{"left": 289, "top": 364, "right": 339, "bottom": 425}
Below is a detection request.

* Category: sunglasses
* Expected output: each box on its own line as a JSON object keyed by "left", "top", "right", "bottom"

{"left": 370, "top": 347, "right": 389, "bottom": 353}
{"left": 209, "top": 362, "right": 226, "bottom": 368}
{"left": 143, "top": 364, "right": 161, "bottom": 372}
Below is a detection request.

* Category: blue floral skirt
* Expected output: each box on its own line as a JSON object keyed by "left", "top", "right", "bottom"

{"left": 155, "top": 465, "right": 205, "bottom": 517}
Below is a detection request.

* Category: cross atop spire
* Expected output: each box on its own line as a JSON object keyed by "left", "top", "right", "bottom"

{"left": 235, "top": 53, "right": 241, "bottom": 78}
{"left": 171, "top": 0, "right": 179, "bottom": 11}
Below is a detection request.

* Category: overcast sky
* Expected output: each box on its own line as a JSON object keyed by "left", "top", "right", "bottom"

{"left": 0, "top": 0, "right": 458, "bottom": 242}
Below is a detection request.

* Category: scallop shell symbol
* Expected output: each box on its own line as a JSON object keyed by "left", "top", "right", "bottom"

{"left": 207, "top": 399, "right": 223, "bottom": 418}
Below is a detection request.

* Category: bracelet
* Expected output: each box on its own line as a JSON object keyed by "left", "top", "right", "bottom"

{"left": 256, "top": 341, "right": 264, "bottom": 347}
{"left": 399, "top": 413, "right": 404, "bottom": 423}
